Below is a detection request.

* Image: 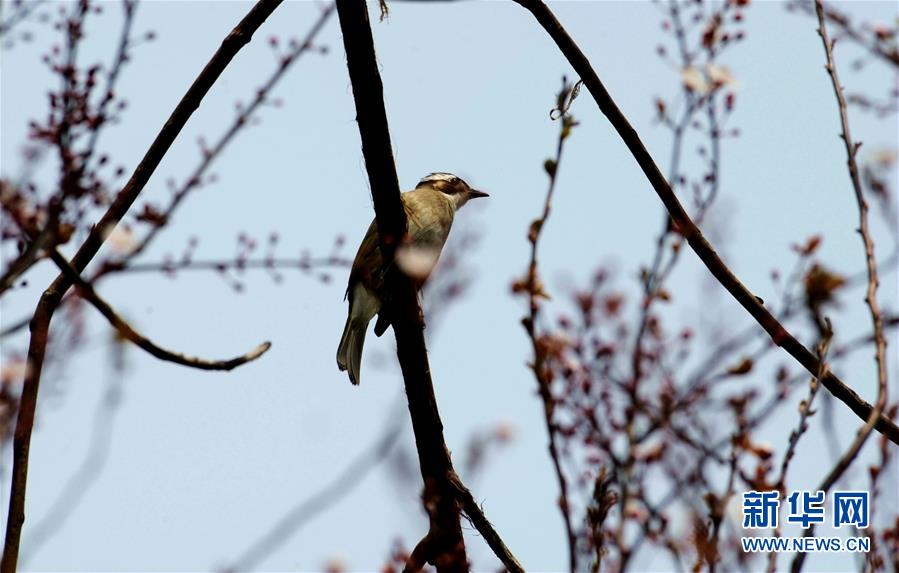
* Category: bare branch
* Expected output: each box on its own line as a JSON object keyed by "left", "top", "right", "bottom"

{"left": 47, "top": 248, "right": 270, "bottom": 371}
{"left": 769, "top": 325, "right": 833, "bottom": 572}
{"left": 0, "top": 252, "right": 351, "bottom": 340}
{"left": 792, "top": 0, "right": 899, "bottom": 68}
{"left": 791, "top": 2, "right": 890, "bottom": 569}
{"left": 812, "top": 0, "right": 890, "bottom": 495}
{"left": 117, "top": 255, "right": 350, "bottom": 275}
{"left": 511, "top": 0, "right": 899, "bottom": 445}
{"left": 777, "top": 325, "right": 833, "bottom": 491}
{"left": 518, "top": 78, "right": 578, "bottom": 573}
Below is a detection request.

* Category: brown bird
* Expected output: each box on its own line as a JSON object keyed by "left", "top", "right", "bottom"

{"left": 336, "top": 173, "right": 488, "bottom": 385}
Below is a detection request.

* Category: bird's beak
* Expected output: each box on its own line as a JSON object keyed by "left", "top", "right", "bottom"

{"left": 469, "top": 189, "right": 489, "bottom": 199}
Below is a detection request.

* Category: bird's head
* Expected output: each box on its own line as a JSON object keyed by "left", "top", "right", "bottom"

{"left": 416, "top": 172, "right": 488, "bottom": 209}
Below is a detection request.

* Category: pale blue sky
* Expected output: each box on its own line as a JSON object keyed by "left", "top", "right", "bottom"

{"left": 1, "top": 1, "right": 897, "bottom": 571}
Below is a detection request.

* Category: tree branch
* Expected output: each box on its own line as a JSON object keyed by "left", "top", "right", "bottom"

{"left": 791, "top": 3, "right": 890, "bottom": 569}
{"left": 4, "top": 191, "right": 273, "bottom": 371}
{"left": 1, "top": 2, "right": 283, "bottom": 570}
{"left": 792, "top": 0, "right": 899, "bottom": 69}
{"left": 47, "top": 248, "right": 271, "bottom": 370}
{"left": 812, "top": 0, "right": 889, "bottom": 485}
{"left": 335, "top": 1, "right": 522, "bottom": 571}
{"left": 114, "top": 255, "right": 350, "bottom": 275}
{"left": 519, "top": 80, "right": 578, "bottom": 573}
{"left": 511, "top": 0, "right": 899, "bottom": 445}
{"left": 335, "top": 2, "right": 465, "bottom": 570}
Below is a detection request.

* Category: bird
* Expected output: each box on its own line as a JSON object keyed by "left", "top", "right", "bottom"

{"left": 336, "top": 172, "right": 488, "bottom": 385}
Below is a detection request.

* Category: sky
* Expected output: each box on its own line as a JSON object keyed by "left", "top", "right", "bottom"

{"left": 1, "top": 0, "right": 897, "bottom": 571}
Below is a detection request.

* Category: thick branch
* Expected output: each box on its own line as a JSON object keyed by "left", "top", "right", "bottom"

{"left": 512, "top": 0, "right": 899, "bottom": 445}
{"left": 335, "top": 2, "right": 466, "bottom": 571}
{"left": 336, "top": 2, "right": 522, "bottom": 571}
{"left": 1, "top": 3, "right": 283, "bottom": 571}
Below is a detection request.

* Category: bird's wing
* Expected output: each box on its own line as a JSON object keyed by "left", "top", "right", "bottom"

{"left": 347, "top": 219, "right": 385, "bottom": 301}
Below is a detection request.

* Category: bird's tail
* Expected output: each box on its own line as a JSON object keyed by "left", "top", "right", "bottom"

{"left": 336, "top": 283, "right": 380, "bottom": 385}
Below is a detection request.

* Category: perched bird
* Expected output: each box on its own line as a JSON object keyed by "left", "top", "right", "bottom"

{"left": 336, "top": 172, "right": 488, "bottom": 385}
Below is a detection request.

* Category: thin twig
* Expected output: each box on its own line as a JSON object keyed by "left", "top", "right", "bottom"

{"left": 0, "top": 231, "right": 47, "bottom": 294}
{"left": 632, "top": 0, "right": 724, "bottom": 388}
{"left": 777, "top": 326, "right": 833, "bottom": 489}
{"left": 0, "top": 1, "right": 89, "bottom": 295}
{"left": 511, "top": 0, "right": 899, "bottom": 445}
{"left": 521, "top": 79, "right": 578, "bottom": 573}
{"left": 707, "top": 444, "right": 739, "bottom": 573}
{"left": 813, "top": 0, "right": 890, "bottom": 498}
{"left": 792, "top": 0, "right": 899, "bottom": 68}
{"left": 791, "top": 3, "right": 890, "bottom": 570}
{"left": 7, "top": 185, "right": 272, "bottom": 371}
{"left": 82, "top": 0, "right": 138, "bottom": 170}
{"left": 118, "top": 255, "right": 350, "bottom": 274}
{"left": 0, "top": 253, "right": 352, "bottom": 340}
{"left": 617, "top": 6, "right": 726, "bottom": 562}
{"left": 1, "top": 0, "right": 137, "bottom": 295}
{"left": 768, "top": 325, "right": 832, "bottom": 573}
